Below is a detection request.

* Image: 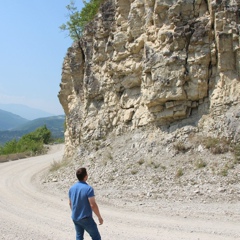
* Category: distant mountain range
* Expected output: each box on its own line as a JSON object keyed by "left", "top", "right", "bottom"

{"left": 0, "top": 108, "right": 65, "bottom": 145}
{"left": 0, "top": 103, "right": 61, "bottom": 120}
{"left": 0, "top": 109, "right": 29, "bottom": 130}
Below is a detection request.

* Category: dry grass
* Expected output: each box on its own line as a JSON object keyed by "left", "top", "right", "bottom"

{"left": 50, "top": 159, "right": 70, "bottom": 172}
{"left": 233, "top": 144, "right": 240, "bottom": 163}
{"left": 195, "top": 159, "right": 207, "bottom": 169}
{"left": 202, "top": 137, "right": 230, "bottom": 154}
{"left": 173, "top": 141, "right": 190, "bottom": 153}
{"left": 175, "top": 168, "right": 184, "bottom": 178}
{"left": 0, "top": 152, "right": 32, "bottom": 163}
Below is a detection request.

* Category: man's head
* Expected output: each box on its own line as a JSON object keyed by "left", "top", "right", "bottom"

{"left": 76, "top": 167, "right": 88, "bottom": 181}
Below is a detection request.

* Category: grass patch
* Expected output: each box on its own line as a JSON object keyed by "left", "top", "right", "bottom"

{"left": 161, "top": 165, "right": 166, "bottom": 170}
{"left": 219, "top": 167, "right": 228, "bottom": 177}
{"left": 0, "top": 152, "right": 32, "bottom": 162}
{"left": 137, "top": 158, "right": 144, "bottom": 165}
{"left": 146, "top": 158, "right": 160, "bottom": 169}
{"left": 219, "top": 162, "right": 235, "bottom": 177}
{"left": 202, "top": 137, "right": 230, "bottom": 154}
{"left": 195, "top": 159, "right": 207, "bottom": 169}
{"left": 50, "top": 159, "right": 69, "bottom": 172}
{"left": 233, "top": 144, "right": 240, "bottom": 164}
{"left": 175, "top": 168, "right": 184, "bottom": 178}
{"left": 101, "top": 150, "right": 113, "bottom": 166}
{"left": 173, "top": 141, "right": 190, "bottom": 153}
{"left": 131, "top": 169, "right": 138, "bottom": 175}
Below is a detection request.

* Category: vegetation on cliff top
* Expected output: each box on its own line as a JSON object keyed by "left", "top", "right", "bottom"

{"left": 60, "top": 0, "right": 103, "bottom": 41}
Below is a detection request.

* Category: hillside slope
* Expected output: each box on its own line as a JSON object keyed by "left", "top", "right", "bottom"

{"left": 45, "top": 127, "right": 240, "bottom": 222}
{"left": 12, "top": 115, "right": 65, "bottom": 133}
{"left": 0, "top": 109, "right": 29, "bottom": 130}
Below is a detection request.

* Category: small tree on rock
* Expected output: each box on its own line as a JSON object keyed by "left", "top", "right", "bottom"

{"left": 60, "top": 0, "right": 102, "bottom": 41}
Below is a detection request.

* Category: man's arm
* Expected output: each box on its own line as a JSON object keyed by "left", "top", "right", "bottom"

{"left": 88, "top": 197, "right": 103, "bottom": 225}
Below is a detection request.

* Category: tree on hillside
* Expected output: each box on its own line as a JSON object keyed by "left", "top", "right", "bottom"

{"left": 60, "top": 0, "right": 103, "bottom": 41}
{"left": 31, "top": 125, "right": 51, "bottom": 144}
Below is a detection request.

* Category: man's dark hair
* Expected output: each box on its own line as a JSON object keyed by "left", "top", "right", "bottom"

{"left": 76, "top": 167, "right": 87, "bottom": 181}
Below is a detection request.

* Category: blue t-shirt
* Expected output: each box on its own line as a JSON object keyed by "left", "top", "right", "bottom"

{"left": 69, "top": 181, "right": 95, "bottom": 221}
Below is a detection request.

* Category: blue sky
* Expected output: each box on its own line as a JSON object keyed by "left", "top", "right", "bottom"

{"left": 0, "top": 1, "right": 83, "bottom": 115}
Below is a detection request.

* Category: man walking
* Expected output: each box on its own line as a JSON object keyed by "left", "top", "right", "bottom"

{"left": 69, "top": 167, "right": 103, "bottom": 240}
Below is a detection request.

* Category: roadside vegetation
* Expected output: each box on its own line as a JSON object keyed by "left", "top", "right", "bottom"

{"left": 60, "top": 0, "right": 103, "bottom": 40}
{"left": 0, "top": 126, "right": 63, "bottom": 161}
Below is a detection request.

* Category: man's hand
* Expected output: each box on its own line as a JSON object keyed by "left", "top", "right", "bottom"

{"left": 98, "top": 216, "right": 103, "bottom": 225}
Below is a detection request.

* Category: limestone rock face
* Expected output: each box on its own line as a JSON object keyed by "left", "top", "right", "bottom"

{"left": 58, "top": 0, "right": 240, "bottom": 157}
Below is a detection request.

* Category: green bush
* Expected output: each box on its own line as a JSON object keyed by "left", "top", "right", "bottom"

{"left": 0, "top": 126, "right": 51, "bottom": 156}
{"left": 0, "top": 139, "right": 18, "bottom": 155}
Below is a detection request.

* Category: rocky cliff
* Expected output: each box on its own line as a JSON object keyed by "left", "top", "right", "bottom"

{"left": 58, "top": 0, "right": 240, "bottom": 158}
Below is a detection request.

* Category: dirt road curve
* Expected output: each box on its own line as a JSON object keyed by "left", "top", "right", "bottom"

{"left": 0, "top": 144, "right": 239, "bottom": 240}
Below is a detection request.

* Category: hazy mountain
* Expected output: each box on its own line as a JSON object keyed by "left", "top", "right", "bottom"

{"left": 0, "top": 109, "right": 29, "bottom": 130}
{"left": 0, "top": 103, "right": 57, "bottom": 120}
{"left": 12, "top": 115, "right": 65, "bottom": 133}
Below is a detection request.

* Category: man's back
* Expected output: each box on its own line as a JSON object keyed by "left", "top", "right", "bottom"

{"left": 69, "top": 181, "right": 94, "bottom": 221}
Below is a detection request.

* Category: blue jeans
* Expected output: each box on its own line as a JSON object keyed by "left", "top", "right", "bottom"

{"left": 73, "top": 217, "right": 101, "bottom": 240}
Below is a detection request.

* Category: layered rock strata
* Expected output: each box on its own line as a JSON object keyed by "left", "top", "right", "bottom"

{"left": 58, "top": 0, "right": 240, "bottom": 157}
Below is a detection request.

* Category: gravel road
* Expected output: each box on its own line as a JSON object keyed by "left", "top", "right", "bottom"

{"left": 0, "top": 144, "right": 239, "bottom": 240}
